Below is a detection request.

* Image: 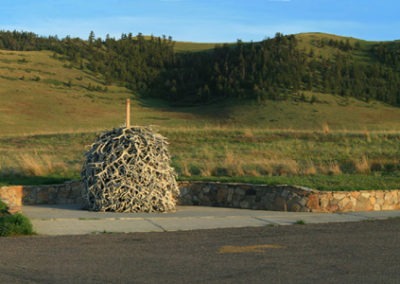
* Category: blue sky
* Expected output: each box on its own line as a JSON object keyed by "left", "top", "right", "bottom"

{"left": 1, "top": 0, "right": 399, "bottom": 42}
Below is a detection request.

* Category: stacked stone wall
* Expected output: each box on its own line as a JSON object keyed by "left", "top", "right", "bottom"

{"left": 309, "top": 190, "right": 400, "bottom": 212}
{"left": 0, "top": 181, "right": 399, "bottom": 213}
{"left": 22, "top": 181, "right": 84, "bottom": 205}
{"left": 0, "top": 186, "right": 23, "bottom": 214}
{"left": 178, "top": 181, "right": 316, "bottom": 212}
{"left": 178, "top": 182, "right": 400, "bottom": 212}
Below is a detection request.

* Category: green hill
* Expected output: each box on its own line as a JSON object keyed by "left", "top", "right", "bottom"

{"left": 1, "top": 48, "right": 400, "bottom": 136}
{"left": 0, "top": 50, "right": 130, "bottom": 136}
{"left": 1, "top": 32, "right": 400, "bottom": 134}
{"left": 173, "top": 41, "right": 217, "bottom": 52}
{"left": 0, "top": 31, "right": 400, "bottom": 190}
{"left": 1, "top": 30, "right": 400, "bottom": 107}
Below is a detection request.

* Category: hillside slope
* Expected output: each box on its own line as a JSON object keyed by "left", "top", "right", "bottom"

{"left": 1, "top": 31, "right": 400, "bottom": 136}
{"left": 1, "top": 31, "right": 400, "bottom": 107}
{"left": 1, "top": 48, "right": 400, "bottom": 137}
{"left": 0, "top": 50, "right": 127, "bottom": 135}
{"left": 1, "top": 45, "right": 400, "bottom": 188}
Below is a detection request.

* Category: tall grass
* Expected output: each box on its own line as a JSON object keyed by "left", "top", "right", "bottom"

{"left": 162, "top": 127, "right": 400, "bottom": 179}
{"left": 0, "top": 128, "right": 399, "bottom": 189}
{"left": 354, "top": 155, "right": 371, "bottom": 174}
{"left": 17, "top": 153, "right": 69, "bottom": 177}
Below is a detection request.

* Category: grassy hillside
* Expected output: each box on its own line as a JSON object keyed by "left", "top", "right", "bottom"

{"left": 0, "top": 49, "right": 208, "bottom": 136}
{"left": 3, "top": 47, "right": 400, "bottom": 135}
{"left": 173, "top": 41, "right": 217, "bottom": 52}
{"left": 295, "top": 32, "right": 372, "bottom": 57}
{"left": 173, "top": 32, "right": 373, "bottom": 55}
{"left": 0, "top": 50, "right": 130, "bottom": 135}
{"left": 0, "top": 38, "right": 400, "bottom": 190}
{"left": 293, "top": 32, "right": 379, "bottom": 63}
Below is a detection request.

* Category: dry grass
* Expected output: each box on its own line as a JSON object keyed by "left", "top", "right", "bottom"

{"left": 262, "top": 159, "right": 299, "bottom": 176}
{"left": 224, "top": 151, "right": 245, "bottom": 176}
{"left": 0, "top": 119, "right": 399, "bottom": 184}
{"left": 319, "top": 160, "right": 342, "bottom": 175}
{"left": 180, "top": 162, "right": 191, "bottom": 177}
{"left": 136, "top": 127, "right": 400, "bottom": 178}
{"left": 199, "top": 162, "right": 213, "bottom": 177}
{"left": 17, "top": 153, "right": 67, "bottom": 177}
{"left": 363, "top": 129, "right": 372, "bottom": 142}
{"left": 322, "top": 122, "right": 330, "bottom": 134}
{"left": 354, "top": 155, "right": 371, "bottom": 174}
{"left": 300, "top": 160, "right": 318, "bottom": 175}
{"left": 242, "top": 128, "right": 255, "bottom": 139}
{"left": 176, "top": 157, "right": 373, "bottom": 178}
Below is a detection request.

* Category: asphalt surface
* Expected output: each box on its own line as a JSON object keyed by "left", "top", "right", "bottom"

{"left": 1, "top": 218, "right": 399, "bottom": 283}
{"left": 21, "top": 204, "right": 400, "bottom": 235}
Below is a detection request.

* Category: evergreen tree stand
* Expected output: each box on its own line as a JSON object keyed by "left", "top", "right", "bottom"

{"left": 81, "top": 100, "right": 179, "bottom": 212}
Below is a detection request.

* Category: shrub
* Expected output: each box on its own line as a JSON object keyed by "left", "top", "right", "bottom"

{"left": 0, "top": 199, "right": 34, "bottom": 236}
{"left": 0, "top": 213, "right": 34, "bottom": 236}
{"left": 0, "top": 199, "right": 9, "bottom": 215}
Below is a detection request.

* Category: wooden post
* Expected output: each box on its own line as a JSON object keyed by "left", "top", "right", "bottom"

{"left": 126, "top": 98, "right": 131, "bottom": 128}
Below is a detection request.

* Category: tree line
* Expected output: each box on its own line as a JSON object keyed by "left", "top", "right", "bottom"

{"left": 1, "top": 30, "right": 400, "bottom": 106}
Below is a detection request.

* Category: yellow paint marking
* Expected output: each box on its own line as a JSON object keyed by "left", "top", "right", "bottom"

{"left": 218, "top": 244, "right": 285, "bottom": 254}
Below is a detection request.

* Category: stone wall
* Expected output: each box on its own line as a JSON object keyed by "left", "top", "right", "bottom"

{"left": 179, "top": 182, "right": 400, "bottom": 212}
{"left": 309, "top": 190, "right": 400, "bottom": 212}
{"left": 0, "top": 180, "right": 399, "bottom": 213}
{"left": 178, "top": 181, "right": 316, "bottom": 212}
{"left": 22, "top": 180, "right": 84, "bottom": 205}
{"left": 0, "top": 185, "right": 23, "bottom": 214}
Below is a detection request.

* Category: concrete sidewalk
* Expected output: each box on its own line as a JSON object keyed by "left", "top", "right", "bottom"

{"left": 22, "top": 204, "right": 400, "bottom": 236}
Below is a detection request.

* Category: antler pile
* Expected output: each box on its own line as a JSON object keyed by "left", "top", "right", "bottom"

{"left": 81, "top": 126, "right": 179, "bottom": 212}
